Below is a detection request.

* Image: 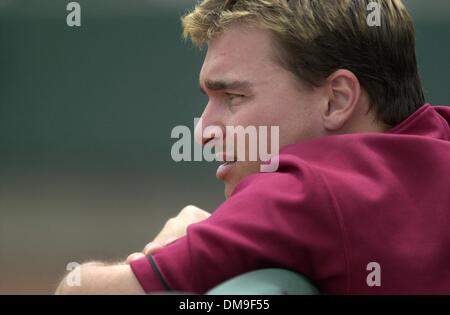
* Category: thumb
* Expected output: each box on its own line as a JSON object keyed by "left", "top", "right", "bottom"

{"left": 143, "top": 242, "right": 164, "bottom": 256}
{"left": 126, "top": 252, "right": 146, "bottom": 264}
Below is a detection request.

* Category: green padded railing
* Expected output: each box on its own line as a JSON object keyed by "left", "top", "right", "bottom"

{"left": 206, "top": 269, "right": 321, "bottom": 295}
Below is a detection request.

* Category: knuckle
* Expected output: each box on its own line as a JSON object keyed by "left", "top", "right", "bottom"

{"left": 182, "top": 205, "right": 197, "bottom": 214}
{"left": 165, "top": 217, "right": 176, "bottom": 226}
{"left": 180, "top": 205, "right": 199, "bottom": 218}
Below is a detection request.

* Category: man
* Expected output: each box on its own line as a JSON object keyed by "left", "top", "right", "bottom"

{"left": 56, "top": 0, "right": 450, "bottom": 294}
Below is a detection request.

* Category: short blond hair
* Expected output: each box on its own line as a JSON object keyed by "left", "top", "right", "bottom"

{"left": 182, "top": 0, "right": 425, "bottom": 126}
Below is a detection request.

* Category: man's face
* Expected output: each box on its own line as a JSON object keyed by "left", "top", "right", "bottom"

{"left": 196, "top": 25, "right": 328, "bottom": 198}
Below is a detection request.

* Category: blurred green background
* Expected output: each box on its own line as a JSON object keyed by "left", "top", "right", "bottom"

{"left": 0, "top": 0, "right": 449, "bottom": 294}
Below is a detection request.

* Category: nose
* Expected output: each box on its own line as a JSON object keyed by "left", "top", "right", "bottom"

{"left": 194, "top": 103, "right": 225, "bottom": 146}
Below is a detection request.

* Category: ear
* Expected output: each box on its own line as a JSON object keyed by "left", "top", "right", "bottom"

{"left": 323, "top": 69, "right": 361, "bottom": 132}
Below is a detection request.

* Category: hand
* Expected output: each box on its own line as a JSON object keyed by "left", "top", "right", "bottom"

{"left": 126, "top": 205, "right": 210, "bottom": 263}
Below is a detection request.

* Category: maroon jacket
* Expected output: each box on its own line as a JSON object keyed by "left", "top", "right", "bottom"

{"left": 131, "top": 104, "right": 450, "bottom": 294}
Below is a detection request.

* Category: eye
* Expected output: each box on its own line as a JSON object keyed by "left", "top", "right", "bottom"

{"left": 225, "top": 93, "right": 245, "bottom": 101}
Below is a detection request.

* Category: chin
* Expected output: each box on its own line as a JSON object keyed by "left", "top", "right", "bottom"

{"left": 223, "top": 172, "right": 245, "bottom": 199}
{"left": 222, "top": 182, "right": 232, "bottom": 199}
{"left": 223, "top": 162, "right": 261, "bottom": 198}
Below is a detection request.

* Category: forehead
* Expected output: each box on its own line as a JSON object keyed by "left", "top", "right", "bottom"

{"left": 199, "top": 25, "right": 280, "bottom": 85}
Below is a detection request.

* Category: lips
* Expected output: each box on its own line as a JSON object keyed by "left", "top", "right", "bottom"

{"left": 215, "top": 151, "right": 237, "bottom": 180}
{"left": 216, "top": 161, "right": 236, "bottom": 180}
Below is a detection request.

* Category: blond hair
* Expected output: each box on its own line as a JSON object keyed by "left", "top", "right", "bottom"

{"left": 182, "top": 0, "right": 425, "bottom": 126}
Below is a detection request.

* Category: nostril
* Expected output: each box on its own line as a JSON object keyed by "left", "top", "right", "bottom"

{"left": 203, "top": 137, "right": 214, "bottom": 146}
{"left": 194, "top": 118, "right": 224, "bottom": 146}
{"left": 202, "top": 125, "right": 224, "bottom": 146}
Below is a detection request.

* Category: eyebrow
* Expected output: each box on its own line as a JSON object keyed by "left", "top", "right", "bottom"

{"left": 200, "top": 79, "right": 252, "bottom": 95}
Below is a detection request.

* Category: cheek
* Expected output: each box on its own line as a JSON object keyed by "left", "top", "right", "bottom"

{"left": 280, "top": 117, "right": 313, "bottom": 145}
{"left": 227, "top": 91, "right": 323, "bottom": 147}
{"left": 234, "top": 100, "right": 281, "bottom": 128}
{"left": 268, "top": 101, "right": 323, "bottom": 146}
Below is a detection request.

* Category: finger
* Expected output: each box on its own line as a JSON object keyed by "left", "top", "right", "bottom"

{"left": 143, "top": 242, "right": 164, "bottom": 256}
{"left": 126, "top": 252, "right": 146, "bottom": 263}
